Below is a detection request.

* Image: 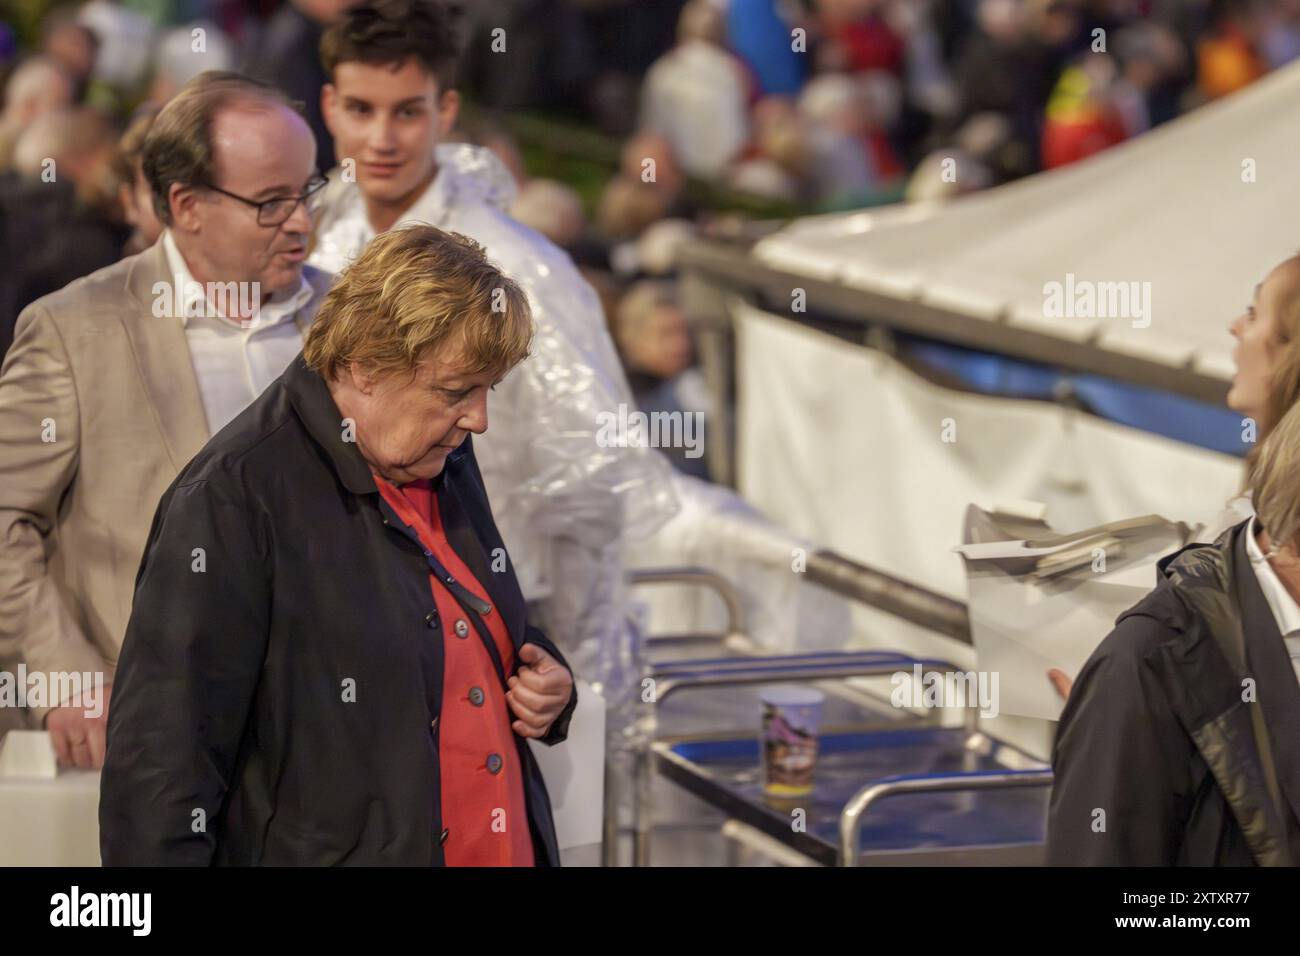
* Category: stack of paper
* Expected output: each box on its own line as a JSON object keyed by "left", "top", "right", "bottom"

{"left": 954, "top": 504, "right": 1190, "bottom": 721}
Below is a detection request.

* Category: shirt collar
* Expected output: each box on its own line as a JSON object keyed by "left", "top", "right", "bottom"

{"left": 162, "top": 229, "right": 313, "bottom": 330}
{"left": 1246, "top": 515, "right": 1300, "bottom": 639}
{"left": 256, "top": 276, "right": 314, "bottom": 327}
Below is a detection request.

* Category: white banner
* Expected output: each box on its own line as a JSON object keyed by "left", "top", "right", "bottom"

{"left": 735, "top": 302, "right": 1243, "bottom": 600}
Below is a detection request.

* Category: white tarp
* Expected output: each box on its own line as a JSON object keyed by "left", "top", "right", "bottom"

{"left": 735, "top": 302, "right": 1243, "bottom": 602}
{"left": 753, "top": 62, "right": 1300, "bottom": 381}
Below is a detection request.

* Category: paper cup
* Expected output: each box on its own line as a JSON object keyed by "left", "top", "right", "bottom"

{"left": 759, "top": 685, "right": 824, "bottom": 797}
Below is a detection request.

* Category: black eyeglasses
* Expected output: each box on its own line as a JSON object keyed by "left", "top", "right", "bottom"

{"left": 202, "top": 173, "right": 329, "bottom": 226}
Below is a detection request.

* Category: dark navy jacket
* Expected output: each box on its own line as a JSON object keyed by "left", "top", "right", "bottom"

{"left": 100, "top": 353, "right": 576, "bottom": 865}
{"left": 1049, "top": 520, "right": 1300, "bottom": 866}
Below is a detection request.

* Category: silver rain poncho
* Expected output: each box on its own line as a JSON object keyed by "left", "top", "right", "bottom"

{"left": 310, "top": 143, "right": 680, "bottom": 712}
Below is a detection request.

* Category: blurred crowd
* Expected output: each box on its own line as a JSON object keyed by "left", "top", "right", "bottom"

{"left": 647, "top": 0, "right": 1300, "bottom": 202}
{"left": 2, "top": 0, "right": 1299, "bottom": 475}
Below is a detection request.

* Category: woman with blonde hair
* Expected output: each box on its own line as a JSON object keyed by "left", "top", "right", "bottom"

{"left": 101, "top": 225, "right": 577, "bottom": 866}
{"left": 1048, "top": 253, "right": 1300, "bottom": 699}
{"left": 1230, "top": 255, "right": 1300, "bottom": 489}
{"left": 1048, "top": 388, "right": 1300, "bottom": 865}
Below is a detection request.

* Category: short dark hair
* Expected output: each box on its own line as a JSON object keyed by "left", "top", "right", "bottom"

{"left": 320, "top": 0, "right": 463, "bottom": 92}
{"left": 141, "top": 71, "right": 299, "bottom": 225}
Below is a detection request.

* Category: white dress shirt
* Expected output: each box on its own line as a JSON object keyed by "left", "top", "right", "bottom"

{"left": 163, "top": 231, "right": 314, "bottom": 434}
{"left": 1245, "top": 514, "right": 1300, "bottom": 687}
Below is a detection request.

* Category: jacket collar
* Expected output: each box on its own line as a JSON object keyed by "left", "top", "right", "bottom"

{"left": 121, "top": 240, "right": 210, "bottom": 468}
{"left": 434, "top": 440, "right": 526, "bottom": 642}
{"left": 370, "top": 443, "right": 526, "bottom": 649}
{"left": 283, "top": 353, "right": 377, "bottom": 496}
{"left": 282, "top": 353, "right": 477, "bottom": 497}
{"left": 1230, "top": 523, "right": 1300, "bottom": 834}
{"left": 1146, "top": 521, "right": 1300, "bottom": 863}
{"left": 122, "top": 238, "right": 330, "bottom": 470}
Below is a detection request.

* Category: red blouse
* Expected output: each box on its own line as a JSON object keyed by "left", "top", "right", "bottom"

{"left": 375, "top": 475, "right": 535, "bottom": 867}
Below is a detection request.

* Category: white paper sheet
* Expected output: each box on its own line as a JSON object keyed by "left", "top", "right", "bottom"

{"left": 958, "top": 507, "right": 1184, "bottom": 720}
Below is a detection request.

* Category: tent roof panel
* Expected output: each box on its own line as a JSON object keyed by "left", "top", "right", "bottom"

{"left": 755, "top": 64, "right": 1300, "bottom": 376}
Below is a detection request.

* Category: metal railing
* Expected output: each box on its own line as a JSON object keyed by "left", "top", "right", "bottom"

{"left": 838, "top": 768, "right": 1054, "bottom": 866}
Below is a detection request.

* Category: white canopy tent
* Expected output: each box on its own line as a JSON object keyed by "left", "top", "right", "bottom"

{"left": 752, "top": 61, "right": 1300, "bottom": 383}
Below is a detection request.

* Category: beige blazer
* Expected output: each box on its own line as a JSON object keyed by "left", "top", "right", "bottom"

{"left": 0, "top": 240, "right": 332, "bottom": 720}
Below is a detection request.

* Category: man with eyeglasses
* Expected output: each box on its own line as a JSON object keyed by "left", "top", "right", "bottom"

{"left": 0, "top": 71, "right": 333, "bottom": 767}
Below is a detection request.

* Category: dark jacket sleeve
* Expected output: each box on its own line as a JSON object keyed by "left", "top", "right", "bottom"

{"left": 99, "top": 478, "right": 270, "bottom": 865}
{"left": 1046, "top": 613, "right": 1192, "bottom": 865}
{"left": 524, "top": 622, "right": 579, "bottom": 747}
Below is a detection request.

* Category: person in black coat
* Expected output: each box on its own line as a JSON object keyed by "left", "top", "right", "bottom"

{"left": 100, "top": 225, "right": 577, "bottom": 866}
{"left": 1048, "top": 403, "right": 1300, "bottom": 866}
{"left": 0, "top": 171, "right": 128, "bottom": 360}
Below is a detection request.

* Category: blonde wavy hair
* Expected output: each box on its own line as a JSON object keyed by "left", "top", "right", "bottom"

{"left": 304, "top": 224, "right": 533, "bottom": 383}
{"left": 1242, "top": 255, "right": 1300, "bottom": 493}
{"left": 1252, "top": 399, "right": 1300, "bottom": 555}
